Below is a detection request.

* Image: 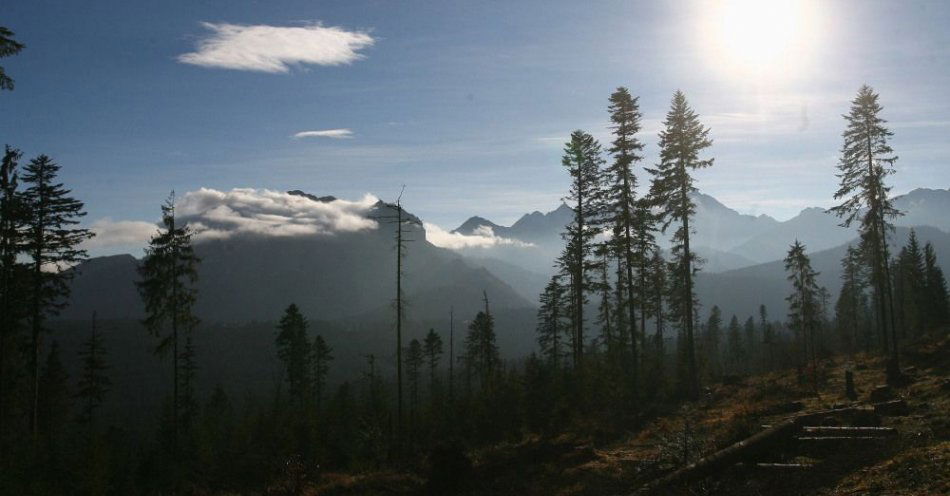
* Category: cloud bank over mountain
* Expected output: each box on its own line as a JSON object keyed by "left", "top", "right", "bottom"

{"left": 424, "top": 222, "right": 534, "bottom": 250}
{"left": 177, "top": 188, "right": 379, "bottom": 240}
{"left": 84, "top": 218, "right": 158, "bottom": 250}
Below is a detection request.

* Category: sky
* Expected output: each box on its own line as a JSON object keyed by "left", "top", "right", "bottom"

{"left": 2, "top": 0, "right": 949, "bottom": 256}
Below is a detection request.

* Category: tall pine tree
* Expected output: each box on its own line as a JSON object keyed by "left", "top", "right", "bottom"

{"left": 648, "top": 91, "right": 713, "bottom": 399}
{"left": 836, "top": 244, "right": 870, "bottom": 353}
{"left": 423, "top": 329, "right": 442, "bottom": 403}
{"left": 726, "top": 315, "right": 743, "bottom": 376}
{"left": 312, "top": 334, "right": 333, "bottom": 411}
{"left": 275, "top": 304, "right": 311, "bottom": 407}
{"left": 75, "top": 312, "right": 110, "bottom": 427}
{"left": 0, "top": 146, "right": 24, "bottom": 440}
{"left": 0, "top": 26, "right": 25, "bottom": 91}
{"left": 464, "top": 305, "right": 499, "bottom": 391}
{"left": 604, "top": 87, "right": 646, "bottom": 391}
{"left": 137, "top": 192, "right": 199, "bottom": 453}
{"left": 830, "top": 85, "right": 902, "bottom": 379}
{"left": 560, "top": 130, "right": 604, "bottom": 368}
{"left": 703, "top": 306, "right": 723, "bottom": 380}
{"left": 785, "top": 241, "right": 823, "bottom": 383}
{"left": 894, "top": 230, "right": 925, "bottom": 337}
{"left": 923, "top": 242, "right": 949, "bottom": 330}
{"left": 537, "top": 275, "right": 567, "bottom": 369}
{"left": 21, "top": 154, "right": 93, "bottom": 439}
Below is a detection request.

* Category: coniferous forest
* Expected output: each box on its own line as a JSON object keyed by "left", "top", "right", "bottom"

{"left": 2, "top": 3, "right": 950, "bottom": 495}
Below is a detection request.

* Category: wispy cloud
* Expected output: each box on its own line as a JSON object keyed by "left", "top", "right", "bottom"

{"left": 177, "top": 188, "right": 379, "bottom": 240}
{"left": 423, "top": 222, "right": 533, "bottom": 250}
{"left": 293, "top": 129, "right": 354, "bottom": 139}
{"left": 178, "top": 22, "right": 374, "bottom": 73}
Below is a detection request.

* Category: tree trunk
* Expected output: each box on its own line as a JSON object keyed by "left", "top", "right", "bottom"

{"left": 682, "top": 194, "right": 698, "bottom": 400}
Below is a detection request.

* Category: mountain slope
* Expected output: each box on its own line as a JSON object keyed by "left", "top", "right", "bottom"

{"left": 697, "top": 225, "right": 950, "bottom": 321}
{"left": 730, "top": 207, "right": 855, "bottom": 263}
{"left": 686, "top": 192, "right": 780, "bottom": 252}
{"left": 60, "top": 198, "right": 533, "bottom": 324}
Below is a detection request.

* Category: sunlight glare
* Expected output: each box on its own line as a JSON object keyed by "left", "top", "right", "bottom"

{"left": 706, "top": 0, "right": 818, "bottom": 82}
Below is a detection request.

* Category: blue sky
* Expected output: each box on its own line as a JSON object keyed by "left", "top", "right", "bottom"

{"left": 2, "top": 0, "right": 949, "bottom": 255}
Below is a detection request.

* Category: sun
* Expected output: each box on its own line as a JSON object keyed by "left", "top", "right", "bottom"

{"left": 705, "top": 0, "right": 818, "bottom": 81}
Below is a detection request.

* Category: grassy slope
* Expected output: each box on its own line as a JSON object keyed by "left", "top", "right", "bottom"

{"left": 304, "top": 336, "right": 950, "bottom": 496}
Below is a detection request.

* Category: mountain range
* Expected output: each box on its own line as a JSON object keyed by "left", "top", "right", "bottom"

{"left": 455, "top": 187, "right": 950, "bottom": 275}
{"left": 57, "top": 187, "right": 950, "bottom": 361}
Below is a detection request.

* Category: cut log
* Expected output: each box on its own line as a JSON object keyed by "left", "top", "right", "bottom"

{"left": 873, "top": 399, "right": 909, "bottom": 416}
{"left": 801, "top": 426, "right": 897, "bottom": 437}
{"left": 796, "top": 436, "right": 883, "bottom": 442}
{"left": 636, "top": 406, "right": 867, "bottom": 494}
{"left": 764, "top": 400, "right": 804, "bottom": 415}
{"left": 750, "top": 463, "right": 814, "bottom": 470}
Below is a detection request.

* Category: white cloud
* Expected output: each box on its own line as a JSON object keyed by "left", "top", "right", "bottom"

{"left": 178, "top": 22, "right": 374, "bottom": 73}
{"left": 293, "top": 129, "right": 353, "bottom": 139}
{"left": 177, "top": 188, "right": 378, "bottom": 240}
{"left": 84, "top": 218, "right": 158, "bottom": 249}
{"left": 423, "top": 222, "right": 533, "bottom": 250}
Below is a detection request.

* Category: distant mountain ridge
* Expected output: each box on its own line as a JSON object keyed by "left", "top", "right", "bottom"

{"left": 60, "top": 187, "right": 950, "bottom": 327}
{"left": 453, "top": 188, "right": 950, "bottom": 275}
{"left": 454, "top": 203, "right": 574, "bottom": 244}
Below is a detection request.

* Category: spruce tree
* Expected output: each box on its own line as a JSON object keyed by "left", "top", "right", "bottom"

{"left": 423, "top": 329, "right": 442, "bottom": 401}
{"left": 275, "top": 304, "right": 311, "bottom": 406}
{"left": 647, "top": 91, "right": 713, "bottom": 399}
{"left": 703, "top": 306, "right": 722, "bottom": 380}
{"left": 537, "top": 275, "right": 567, "bottom": 368}
{"left": 923, "top": 242, "right": 949, "bottom": 329}
{"left": 784, "top": 241, "right": 822, "bottom": 383}
{"left": 649, "top": 251, "right": 668, "bottom": 355}
{"left": 21, "top": 154, "right": 93, "bottom": 438}
{"left": 75, "top": 312, "right": 110, "bottom": 427}
{"left": 594, "top": 245, "right": 614, "bottom": 350}
{"left": 743, "top": 316, "right": 756, "bottom": 374}
{"left": 632, "top": 198, "right": 659, "bottom": 354}
{"left": 405, "top": 339, "right": 423, "bottom": 423}
{"left": 759, "top": 305, "right": 774, "bottom": 369}
{"left": 611, "top": 224, "right": 630, "bottom": 358}
{"left": 137, "top": 192, "right": 199, "bottom": 452}
{"left": 726, "top": 315, "right": 742, "bottom": 376}
{"left": 179, "top": 333, "right": 198, "bottom": 439}
{"left": 560, "top": 130, "right": 604, "bottom": 368}
{"left": 836, "top": 244, "right": 870, "bottom": 353}
{"left": 0, "top": 146, "right": 24, "bottom": 438}
{"left": 604, "top": 87, "right": 646, "bottom": 388}
{"left": 464, "top": 310, "right": 499, "bottom": 391}
{"left": 312, "top": 334, "right": 333, "bottom": 411}
{"left": 830, "top": 85, "right": 902, "bottom": 378}
{"left": 0, "top": 27, "right": 25, "bottom": 91}
{"left": 895, "top": 230, "right": 925, "bottom": 337}
{"left": 38, "top": 341, "right": 69, "bottom": 450}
